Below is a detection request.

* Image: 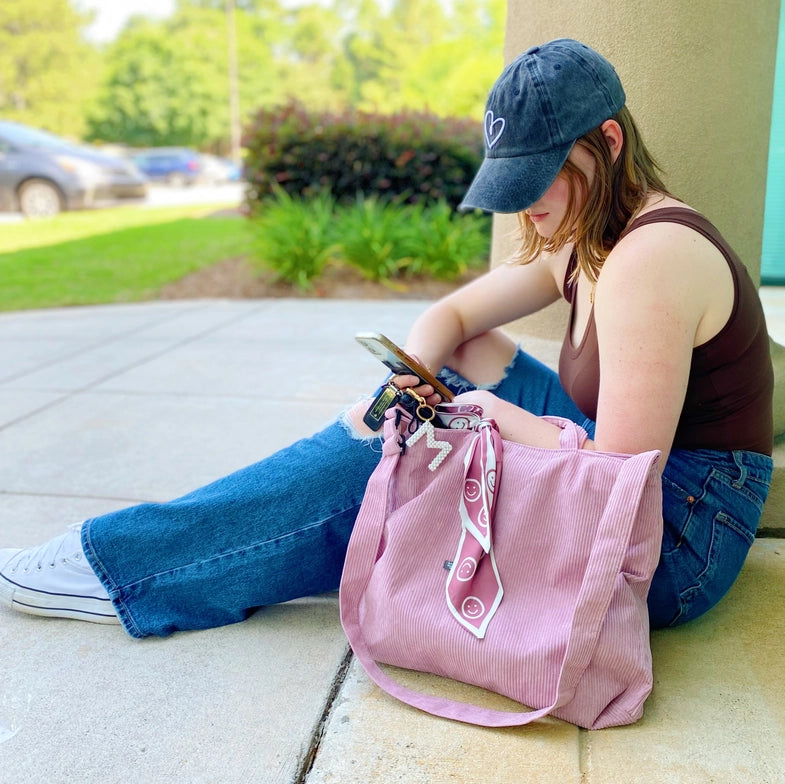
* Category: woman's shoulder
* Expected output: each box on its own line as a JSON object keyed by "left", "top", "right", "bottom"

{"left": 622, "top": 195, "right": 703, "bottom": 234}
{"left": 602, "top": 195, "right": 722, "bottom": 293}
{"left": 611, "top": 195, "right": 717, "bottom": 260}
{"left": 600, "top": 195, "right": 733, "bottom": 337}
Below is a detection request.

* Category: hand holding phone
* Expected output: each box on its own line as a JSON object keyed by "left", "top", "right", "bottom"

{"left": 355, "top": 332, "right": 453, "bottom": 402}
{"left": 356, "top": 332, "right": 454, "bottom": 430}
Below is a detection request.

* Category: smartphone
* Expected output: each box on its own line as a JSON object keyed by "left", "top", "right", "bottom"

{"left": 355, "top": 332, "right": 454, "bottom": 402}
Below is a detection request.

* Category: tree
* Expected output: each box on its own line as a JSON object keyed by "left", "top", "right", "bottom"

{"left": 0, "top": 0, "right": 101, "bottom": 138}
{"left": 86, "top": 5, "right": 280, "bottom": 149}
{"left": 85, "top": 0, "right": 505, "bottom": 149}
{"left": 353, "top": 0, "right": 504, "bottom": 120}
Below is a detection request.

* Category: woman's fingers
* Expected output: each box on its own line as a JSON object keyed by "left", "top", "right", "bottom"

{"left": 390, "top": 375, "right": 442, "bottom": 407}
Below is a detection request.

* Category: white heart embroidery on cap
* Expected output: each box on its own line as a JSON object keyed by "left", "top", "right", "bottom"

{"left": 484, "top": 110, "right": 506, "bottom": 149}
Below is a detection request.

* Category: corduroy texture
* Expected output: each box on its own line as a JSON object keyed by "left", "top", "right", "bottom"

{"left": 340, "top": 411, "right": 663, "bottom": 729}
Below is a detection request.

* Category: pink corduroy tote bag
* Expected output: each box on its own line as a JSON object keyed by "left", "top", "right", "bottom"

{"left": 339, "top": 406, "right": 663, "bottom": 729}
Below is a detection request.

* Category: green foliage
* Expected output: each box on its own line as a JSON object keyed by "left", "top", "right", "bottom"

{"left": 0, "top": 0, "right": 101, "bottom": 139}
{"left": 249, "top": 190, "right": 490, "bottom": 288}
{"left": 250, "top": 188, "right": 338, "bottom": 288}
{"left": 333, "top": 196, "right": 417, "bottom": 281}
{"left": 243, "top": 101, "right": 483, "bottom": 210}
{"left": 403, "top": 201, "right": 491, "bottom": 279}
{"left": 0, "top": 206, "right": 253, "bottom": 311}
{"left": 0, "top": 0, "right": 504, "bottom": 150}
{"left": 86, "top": 11, "right": 253, "bottom": 148}
{"left": 86, "top": 1, "right": 351, "bottom": 149}
{"left": 0, "top": 203, "right": 240, "bottom": 253}
{"left": 355, "top": 0, "right": 504, "bottom": 118}
{"left": 0, "top": 195, "right": 490, "bottom": 311}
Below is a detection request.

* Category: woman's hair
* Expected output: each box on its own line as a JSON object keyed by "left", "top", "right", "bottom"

{"left": 510, "top": 106, "right": 672, "bottom": 283}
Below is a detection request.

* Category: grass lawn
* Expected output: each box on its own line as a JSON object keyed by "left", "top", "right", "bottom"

{"left": 0, "top": 203, "right": 253, "bottom": 311}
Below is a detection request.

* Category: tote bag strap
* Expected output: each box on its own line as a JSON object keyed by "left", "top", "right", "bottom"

{"left": 340, "top": 435, "right": 659, "bottom": 727}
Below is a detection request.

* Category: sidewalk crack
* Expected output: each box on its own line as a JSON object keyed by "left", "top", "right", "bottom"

{"left": 294, "top": 645, "right": 354, "bottom": 784}
{"left": 578, "top": 727, "right": 592, "bottom": 783}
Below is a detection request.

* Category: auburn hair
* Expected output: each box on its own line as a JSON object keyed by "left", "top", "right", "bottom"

{"left": 510, "top": 106, "right": 672, "bottom": 283}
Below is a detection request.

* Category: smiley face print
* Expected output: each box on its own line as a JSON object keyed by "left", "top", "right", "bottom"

{"left": 461, "top": 596, "right": 486, "bottom": 620}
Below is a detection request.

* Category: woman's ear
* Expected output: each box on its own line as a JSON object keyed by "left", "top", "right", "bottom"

{"left": 600, "top": 120, "right": 623, "bottom": 164}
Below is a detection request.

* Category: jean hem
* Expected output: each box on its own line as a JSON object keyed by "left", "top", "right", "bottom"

{"left": 81, "top": 521, "right": 145, "bottom": 639}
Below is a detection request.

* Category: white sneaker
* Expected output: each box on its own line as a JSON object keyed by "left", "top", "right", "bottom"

{"left": 0, "top": 523, "right": 120, "bottom": 625}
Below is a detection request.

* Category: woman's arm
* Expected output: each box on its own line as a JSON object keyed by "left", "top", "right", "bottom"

{"left": 452, "top": 390, "right": 568, "bottom": 448}
{"left": 591, "top": 223, "right": 722, "bottom": 463}
{"left": 403, "top": 246, "right": 569, "bottom": 373}
{"left": 443, "top": 223, "right": 725, "bottom": 460}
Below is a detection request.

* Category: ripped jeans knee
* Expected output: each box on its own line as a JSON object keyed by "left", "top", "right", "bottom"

{"left": 341, "top": 398, "right": 386, "bottom": 440}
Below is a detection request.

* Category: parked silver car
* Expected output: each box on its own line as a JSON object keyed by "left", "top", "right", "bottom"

{"left": 0, "top": 120, "right": 148, "bottom": 218}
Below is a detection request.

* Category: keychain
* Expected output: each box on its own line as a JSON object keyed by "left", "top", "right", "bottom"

{"left": 362, "top": 382, "right": 402, "bottom": 430}
{"left": 363, "top": 383, "right": 439, "bottom": 431}
{"left": 400, "top": 388, "right": 437, "bottom": 423}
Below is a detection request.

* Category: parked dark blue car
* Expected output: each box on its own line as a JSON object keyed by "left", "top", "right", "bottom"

{"left": 0, "top": 120, "right": 147, "bottom": 217}
{"left": 130, "top": 147, "right": 204, "bottom": 186}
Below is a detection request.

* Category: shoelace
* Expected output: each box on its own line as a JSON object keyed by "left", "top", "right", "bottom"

{"left": 6, "top": 523, "right": 84, "bottom": 574}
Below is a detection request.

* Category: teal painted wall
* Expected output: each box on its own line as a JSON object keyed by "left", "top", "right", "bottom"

{"left": 762, "top": 2, "right": 785, "bottom": 283}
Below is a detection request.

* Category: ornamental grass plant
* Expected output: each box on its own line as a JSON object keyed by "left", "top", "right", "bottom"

{"left": 248, "top": 190, "right": 491, "bottom": 289}
{"left": 251, "top": 188, "right": 339, "bottom": 289}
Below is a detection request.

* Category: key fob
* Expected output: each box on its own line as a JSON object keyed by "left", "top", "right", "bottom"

{"left": 363, "top": 383, "right": 402, "bottom": 430}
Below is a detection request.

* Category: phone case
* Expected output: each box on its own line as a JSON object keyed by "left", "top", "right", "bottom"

{"left": 355, "top": 332, "right": 454, "bottom": 401}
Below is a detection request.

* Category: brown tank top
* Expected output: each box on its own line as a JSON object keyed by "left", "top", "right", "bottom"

{"left": 558, "top": 207, "right": 773, "bottom": 455}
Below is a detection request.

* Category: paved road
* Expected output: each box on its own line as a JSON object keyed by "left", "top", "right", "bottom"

{"left": 143, "top": 182, "right": 244, "bottom": 208}
{"left": 0, "top": 183, "right": 244, "bottom": 223}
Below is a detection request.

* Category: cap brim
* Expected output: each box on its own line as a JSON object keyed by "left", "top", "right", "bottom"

{"left": 458, "top": 141, "right": 574, "bottom": 214}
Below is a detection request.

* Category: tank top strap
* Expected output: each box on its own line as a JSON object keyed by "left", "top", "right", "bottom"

{"left": 620, "top": 206, "right": 707, "bottom": 239}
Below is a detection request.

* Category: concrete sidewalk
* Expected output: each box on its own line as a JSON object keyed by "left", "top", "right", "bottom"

{"left": 0, "top": 296, "right": 783, "bottom": 783}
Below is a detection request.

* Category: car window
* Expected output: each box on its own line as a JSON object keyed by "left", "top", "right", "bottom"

{"left": 0, "top": 122, "right": 71, "bottom": 150}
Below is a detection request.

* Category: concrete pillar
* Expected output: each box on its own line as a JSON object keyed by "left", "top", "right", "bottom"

{"left": 495, "top": 1, "right": 784, "bottom": 439}
{"left": 496, "top": 1, "right": 779, "bottom": 276}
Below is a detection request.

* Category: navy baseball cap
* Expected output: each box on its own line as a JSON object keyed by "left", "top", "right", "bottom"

{"left": 459, "top": 39, "right": 626, "bottom": 214}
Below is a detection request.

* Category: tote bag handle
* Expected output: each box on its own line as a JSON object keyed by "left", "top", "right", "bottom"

{"left": 340, "top": 432, "right": 659, "bottom": 727}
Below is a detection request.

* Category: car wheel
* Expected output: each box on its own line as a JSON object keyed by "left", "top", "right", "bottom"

{"left": 18, "top": 179, "right": 63, "bottom": 218}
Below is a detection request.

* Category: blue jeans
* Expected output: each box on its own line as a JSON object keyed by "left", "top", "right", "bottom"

{"left": 649, "top": 447, "right": 773, "bottom": 627}
{"left": 82, "top": 348, "right": 772, "bottom": 638}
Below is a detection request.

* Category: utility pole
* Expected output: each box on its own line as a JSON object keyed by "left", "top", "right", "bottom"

{"left": 226, "top": 0, "right": 241, "bottom": 163}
